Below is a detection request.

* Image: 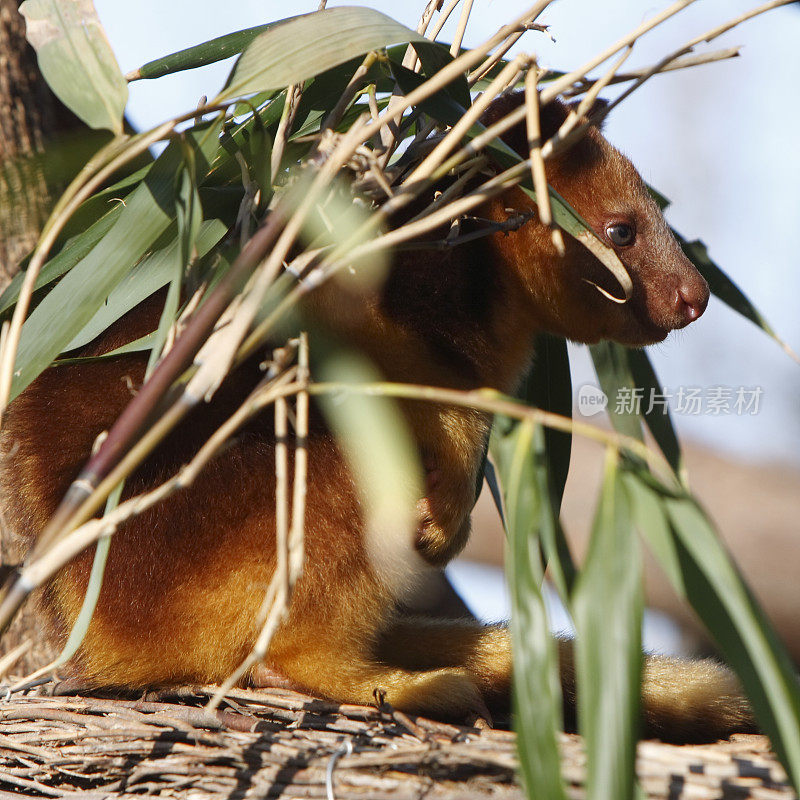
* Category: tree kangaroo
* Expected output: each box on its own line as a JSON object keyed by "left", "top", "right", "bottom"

{"left": 0, "top": 93, "right": 753, "bottom": 742}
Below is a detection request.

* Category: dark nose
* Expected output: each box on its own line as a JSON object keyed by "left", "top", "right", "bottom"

{"left": 675, "top": 279, "right": 709, "bottom": 326}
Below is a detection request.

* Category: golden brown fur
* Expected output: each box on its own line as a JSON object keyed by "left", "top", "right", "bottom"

{"left": 0, "top": 95, "right": 753, "bottom": 741}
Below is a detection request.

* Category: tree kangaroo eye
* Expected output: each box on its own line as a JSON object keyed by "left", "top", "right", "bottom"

{"left": 605, "top": 222, "right": 635, "bottom": 246}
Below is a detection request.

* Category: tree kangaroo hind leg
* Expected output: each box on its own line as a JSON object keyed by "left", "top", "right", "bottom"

{"left": 267, "top": 632, "right": 492, "bottom": 719}
{"left": 378, "top": 619, "right": 755, "bottom": 741}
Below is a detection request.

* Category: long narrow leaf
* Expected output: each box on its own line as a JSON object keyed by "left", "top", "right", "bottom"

{"left": 626, "top": 348, "right": 683, "bottom": 479}
{"left": 520, "top": 333, "right": 573, "bottom": 512}
{"left": 572, "top": 449, "right": 642, "bottom": 800}
{"left": 491, "top": 419, "right": 567, "bottom": 800}
{"left": 65, "top": 220, "right": 225, "bottom": 353}
{"left": 665, "top": 493, "right": 800, "bottom": 785}
{"left": 20, "top": 0, "right": 127, "bottom": 134}
{"left": 589, "top": 341, "right": 644, "bottom": 442}
{"left": 10, "top": 119, "right": 222, "bottom": 401}
{"left": 679, "top": 233, "right": 797, "bottom": 360}
{"left": 623, "top": 464, "right": 800, "bottom": 790}
{"left": 131, "top": 21, "right": 284, "bottom": 81}
{"left": 0, "top": 209, "right": 120, "bottom": 317}
{"left": 217, "top": 8, "right": 424, "bottom": 102}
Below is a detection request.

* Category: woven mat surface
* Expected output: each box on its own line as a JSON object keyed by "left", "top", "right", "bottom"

{"left": 0, "top": 687, "right": 794, "bottom": 799}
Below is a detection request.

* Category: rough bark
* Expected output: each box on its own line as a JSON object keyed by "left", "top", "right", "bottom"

{"left": 0, "top": 0, "right": 84, "bottom": 677}
{"left": 0, "top": 0, "right": 82, "bottom": 289}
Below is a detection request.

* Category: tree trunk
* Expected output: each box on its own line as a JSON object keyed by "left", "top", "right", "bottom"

{"left": 0, "top": 0, "right": 82, "bottom": 289}
{"left": 0, "top": 0, "right": 84, "bottom": 677}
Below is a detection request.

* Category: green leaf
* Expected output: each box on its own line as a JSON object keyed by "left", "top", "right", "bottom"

{"left": 53, "top": 480, "right": 124, "bottom": 667}
{"left": 54, "top": 332, "right": 157, "bottom": 366}
{"left": 520, "top": 333, "right": 572, "bottom": 512}
{"left": 217, "top": 7, "right": 424, "bottom": 102}
{"left": 314, "top": 342, "right": 423, "bottom": 580}
{"left": 0, "top": 208, "right": 120, "bottom": 317}
{"left": 247, "top": 115, "right": 272, "bottom": 202}
{"left": 665, "top": 496, "right": 800, "bottom": 786}
{"left": 678, "top": 233, "right": 796, "bottom": 358}
{"left": 623, "top": 464, "right": 800, "bottom": 791}
{"left": 626, "top": 348, "right": 684, "bottom": 480}
{"left": 572, "top": 450, "right": 642, "bottom": 800}
{"left": 20, "top": 0, "right": 127, "bottom": 134}
{"left": 493, "top": 334, "right": 576, "bottom": 603}
{"left": 10, "top": 119, "right": 222, "bottom": 401}
{"left": 588, "top": 343, "right": 684, "bottom": 477}
{"left": 493, "top": 420, "right": 567, "bottom": 800}
{"left": 145, "top": 153, "right": 204, "bottom": 377}
{"left": 64, "top": 220, "right": 225, "bottom": 353}
{"left": 589, "top": 341, "right": 644, "bottom": 441}
{"left": 132, "top": 21, "right": 284, "bottom": 81}
{"left": 621, "top": 468, "right": 684, "bottom": 594}
{"left": 411, "top": 41, "right": 471, "bottom": 110}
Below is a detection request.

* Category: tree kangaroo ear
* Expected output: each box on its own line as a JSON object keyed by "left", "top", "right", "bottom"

{"left": 480, "top": 91, "right": 602, "bottom": 158}
{"left": 569, "top": 95, "right": 611, "bottom": 130}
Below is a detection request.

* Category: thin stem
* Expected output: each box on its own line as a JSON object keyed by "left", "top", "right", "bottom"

{"left": 320, "top": 52, "right": 378, "bottom": 133}
{"left": 275, "top": 394, "right": 289, "bottom": 604}
{"left": 563, "top": 48, "right": 741, "bottom": 96}
{"left": 469, "top": 29, "right": 528, "bottom": 86}
{"left": 450, "top": 0, "right": 475, "bottom": 57}
{"left": 289, "top": 333, "right": 309, "bottom": 581}
{"left": 524, "top": 60, "right": 563, "bottom": 253}
{"left": 271, "top": 84, "right": 302, "bottom": 179}
{"left": 403, "top": 54, "right": 529, "bottom": 187}
{"left": 540, "top": 0, "right": 700, "bottom": 104}
{"left": 307, "top": 381, "right": 676, "bottom": 484}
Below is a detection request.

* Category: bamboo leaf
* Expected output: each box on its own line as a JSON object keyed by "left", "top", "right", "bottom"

{"left": 621, "top": 468, "right": 684, "bottom": 594}
{"left": 589, "top": 343, "right": 684, "bottom": 477}
{"left": 572, "top": 449, "right": 642, "bottom": 800}
{"left": 664, "top": 491, "right": 800, "bottom": 786}
{"left": 678, "top": 234, "right": 797, "bottom": 360}
{"left": 520, "top": 333, "right": 573, "bottom": 512}
{"left": 492, "top": 420, "right": 567, "bottom": 800}
{"left": 145, "top": 154, "right": 204, "bottom": 377}
{"left": 52, "top": 480, "right": 124, "bottom": 667}
{"left": 626, "top": 348, "right": 683, "bottom": 478}
{"left": 217, "top": 7, "right": 424, "bottom": 102}
{"left": 10, "top": 119, "right": 222, "bottom": 401}
{"left": 624, "top": 463, "right": 800, "bottom": 790}
{"left": 411, "top": 41, "right": 471, "bottom": 110}
{"left": 131, "top": 21, "right": 284, "bottom": 81}
{"left": 314, "top": 344, "right": 422, "bottom": 580}
{"left": 499, "top": 334, "right": 576, "bottom": 602}
{"left": 247, "top": 115, "right": 272, "bottom": 203}
{"left": 64, "top": 220, "right": 225, "bottom": 353}
{"left": 20, "top": 0, "right": 127, "bottom": 134}
{"left": 0, "top": 209, "right": 120, "bottom": 317}
{"left": 54, "top": 332, "right": 157, "bottom": 366}
{"left": 589, "top": 341, "right": 644, "bottom": 441}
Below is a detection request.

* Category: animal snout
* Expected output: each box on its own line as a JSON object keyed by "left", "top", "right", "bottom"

{"left": 673, "top": 275, "right": 709, "bottom": 327}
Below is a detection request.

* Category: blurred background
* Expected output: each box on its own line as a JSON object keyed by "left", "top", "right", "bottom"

{"left": 89, "top": 0, "right": 800, "bottom": 661}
